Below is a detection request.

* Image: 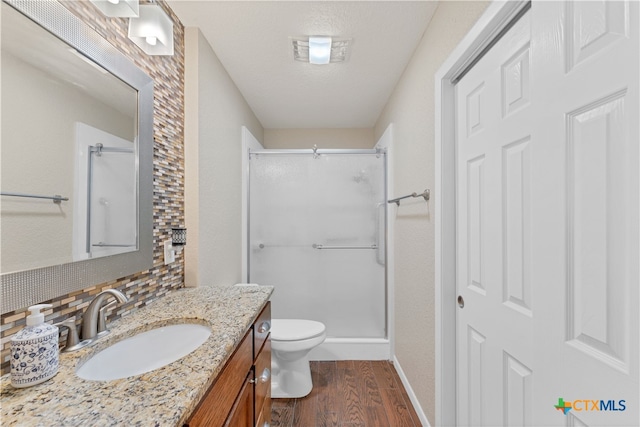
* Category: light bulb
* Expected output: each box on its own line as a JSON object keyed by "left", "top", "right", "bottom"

{"left": 146, "top": 36, "right": 157, "bottom": 46}
{"left": 309, "top": 37, "right": 332, "bottom": 65}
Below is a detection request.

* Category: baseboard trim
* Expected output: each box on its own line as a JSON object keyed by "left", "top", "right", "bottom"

{"left": 393, "top": 355, "right": 431, "bottom": 427}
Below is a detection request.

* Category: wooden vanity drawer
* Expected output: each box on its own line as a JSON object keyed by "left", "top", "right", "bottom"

{"left": 187, "top": 330, "right": 253, "bottom": 427}
{"left": 254, "top": 339, "right": 271, "bottom": 419}
{"left": 253, "top": 302, "right": 271, "bottom": 356}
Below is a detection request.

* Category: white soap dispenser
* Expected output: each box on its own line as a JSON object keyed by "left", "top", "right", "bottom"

{"left": 10, "top": 304, "right": 59, "bottom": 388}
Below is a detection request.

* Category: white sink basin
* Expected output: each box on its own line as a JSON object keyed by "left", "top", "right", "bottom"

{"left": 76, "top": 323, "right": 211, "bottom": 381}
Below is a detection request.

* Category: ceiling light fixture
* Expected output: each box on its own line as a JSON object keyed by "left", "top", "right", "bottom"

{"left": 128, "top": 3, "right": 174, "bottom": 56}
{"left": 309, "top": 36, "right": 331, "bottom": 65}
{"left": 90, "top": 0, "right": 139, "bottom": 17}
{"left": 292, "top": 36, "right": 350, "bottom": 64}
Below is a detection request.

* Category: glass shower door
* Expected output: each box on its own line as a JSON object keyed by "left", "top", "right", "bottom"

{"left": 249, "top": 151, "right": 386, "bottom": 339}
{"left": 87, "top": 147, "right": 136, "bottom": 258}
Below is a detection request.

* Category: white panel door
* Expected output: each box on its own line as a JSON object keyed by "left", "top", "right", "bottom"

{"left": 456, "top": 2, "right": 638, "bottom": 426}
{"left": 456, "top": 11, "right": 533, "bottom": 427}
{"left": 532, "top": 1, "right": 638, "bottom": 426}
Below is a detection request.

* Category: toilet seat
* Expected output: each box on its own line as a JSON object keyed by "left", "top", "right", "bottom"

{"left": 271, "top": 319, "right": 325, "bottom": 341}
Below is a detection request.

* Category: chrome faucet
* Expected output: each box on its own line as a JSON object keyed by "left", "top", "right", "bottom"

{"left": 81, "top": 289, "right": 128, "bottom": 341}
{"left": 54, "top": 317, "right": 86, "bottom": 352}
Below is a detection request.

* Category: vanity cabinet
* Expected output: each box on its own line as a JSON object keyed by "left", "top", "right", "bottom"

{"left": 253, "top": 303, "right": 272, "bottom": 427}
{"left": 186, "top": 302, "right": 271, "bottom": 427}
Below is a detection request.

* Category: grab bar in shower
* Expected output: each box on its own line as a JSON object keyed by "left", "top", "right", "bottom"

{"left": 312, "top": 244, "right": 378, "bottom": 250}
{"left": 256, "top": 243, "right": 377, "bottom": 250}
{"left": 1, "top": 191, "right": 69, "bottom": 204}
{"left": 92, "top": 243, "right": 136, "bottom": 247}
{"left": 387, "top": 189, "right": 430, "bottom": 206}
{"left": 256, "top": 243, "right": 310, "bottom": 249}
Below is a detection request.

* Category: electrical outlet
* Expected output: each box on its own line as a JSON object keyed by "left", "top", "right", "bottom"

{"left": 164, "top": 240, "right": 175, "bottom": 265}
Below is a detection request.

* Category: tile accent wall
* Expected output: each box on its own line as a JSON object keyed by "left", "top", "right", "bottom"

{"left": 0, "top": 0, "right": 185, "bottom": 374}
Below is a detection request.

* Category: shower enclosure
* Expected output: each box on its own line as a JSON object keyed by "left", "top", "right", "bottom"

{"left": 248, "top": 148, "right": 388, "bottom": 359}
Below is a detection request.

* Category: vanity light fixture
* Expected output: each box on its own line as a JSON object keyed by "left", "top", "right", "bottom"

{"left": 292, "top": 36, "right": 351, "bottom": 64}
{"left": 128, "top": 3, "right": 174, "bottom": 56}
{"left": 164, "top": 227, "right": 186, "bottom": 265}
{"left": 90, "top": 0, "right": 139, "bottom": 17}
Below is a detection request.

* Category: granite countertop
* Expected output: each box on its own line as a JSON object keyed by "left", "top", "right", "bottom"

{"left": 0, "top": 285, "right": 273, "bottom": 426}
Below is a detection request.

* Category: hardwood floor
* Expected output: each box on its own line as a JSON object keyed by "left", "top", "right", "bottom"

{"left": 271, "top": 361, "right": 421, "bottom": 427}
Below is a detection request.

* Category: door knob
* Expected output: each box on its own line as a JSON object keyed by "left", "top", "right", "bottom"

{"left": 457, "top": 295, "right": 464, "bottom": 308}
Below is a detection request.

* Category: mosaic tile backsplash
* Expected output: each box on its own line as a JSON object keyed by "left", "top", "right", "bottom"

{"left": 1, "top": 0, "right": 185, "bottom": 374}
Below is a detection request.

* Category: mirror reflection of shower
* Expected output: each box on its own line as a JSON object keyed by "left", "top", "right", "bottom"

{"left": 73, "top": 123, "right": 137, "bottom": 260}
{"left": 98, "top": 197, "right": 110, "bottom": 237}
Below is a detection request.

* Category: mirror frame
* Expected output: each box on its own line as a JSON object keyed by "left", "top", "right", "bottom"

{"left": 1, "top": 0, "right": 154, "bottom": 314}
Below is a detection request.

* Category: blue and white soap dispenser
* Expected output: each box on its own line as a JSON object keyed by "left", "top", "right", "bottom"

{"left": 10, "top": 304, "right": 59, "bottom": 388}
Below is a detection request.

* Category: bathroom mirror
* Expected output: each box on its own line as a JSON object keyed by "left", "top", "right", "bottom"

{"left": 1, "top": 0, "right": 154, "bottom": 314}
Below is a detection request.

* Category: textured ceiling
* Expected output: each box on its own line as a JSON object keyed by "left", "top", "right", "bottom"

{"left": 167, "top": 1, "right": 438, "bottom": 129}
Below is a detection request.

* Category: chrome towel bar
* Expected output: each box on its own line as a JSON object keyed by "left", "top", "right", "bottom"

{"left": 388, "top": 189, "right": 430, "bottom": 206}
{"left": 1, "top": 191, "right": 69, "bottom": 204}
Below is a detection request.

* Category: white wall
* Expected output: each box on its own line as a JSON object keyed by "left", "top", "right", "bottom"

{"left": 184, "top": 28, "right": 264, "bottom": 287}
{"left": 263, "top": 128, "right": 374, "bottom": 149}
{"left": 373, "top": 1, "right": 489, "bottom": 423}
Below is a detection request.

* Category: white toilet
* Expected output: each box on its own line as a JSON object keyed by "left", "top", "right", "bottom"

{"left": 270, "top": 319, "right": 326, "bottom": 399}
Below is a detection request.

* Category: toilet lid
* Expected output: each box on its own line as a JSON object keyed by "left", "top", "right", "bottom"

{"left": 270, "top": 319, "right": 326, "bottom": 341}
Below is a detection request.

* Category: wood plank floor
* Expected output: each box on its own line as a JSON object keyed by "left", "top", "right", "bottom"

{"left": 271, "top": 361, "right": 421, "bottom": 427}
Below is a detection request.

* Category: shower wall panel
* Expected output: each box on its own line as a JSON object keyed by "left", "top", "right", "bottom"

{"left": 249, "top": 152, "right": 386, "bottom": 339}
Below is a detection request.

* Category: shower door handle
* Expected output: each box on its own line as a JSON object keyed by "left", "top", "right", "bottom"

{"left": 376, "top": 201, "right": 385, "bottom": 266}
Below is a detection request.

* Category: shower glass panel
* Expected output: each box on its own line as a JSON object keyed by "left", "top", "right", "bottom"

{"left": 249, "top": 150, "right": 386, "bottom": 339}
{"left": 87, "top": 148, "right": 136, "bottom": 257}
